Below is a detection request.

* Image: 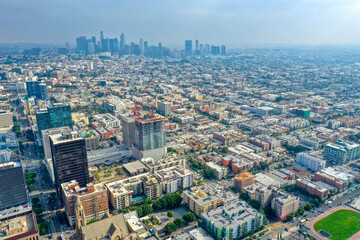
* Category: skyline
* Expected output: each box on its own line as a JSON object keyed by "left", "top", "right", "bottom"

{"left": 1, "top": 0, "right": 360, "bottom": 48}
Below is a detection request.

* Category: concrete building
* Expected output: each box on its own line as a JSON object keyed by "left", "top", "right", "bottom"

{"left": 61, "top": 180, "right": 109, "bottom": 226}
{"left": 155, "top": 166, "right": 194, "bottom": 194}
{"left": 255, "top": 186, "right": 277, "bottom": 208}
{"left": 121, "top": 115, "right": 136, "bottom": 149}
{"left": 296, "top": 152, "right": 326, "bottom": 172}
{"left": 182, "top": 183, "right": 237, "bottom": 217}
{"left": 106, "top": 173, "right": 160, "bottom": 210}
{"left": 234, "top": 172, "right": 254, "bottom": 190}
{"left": 206, "top": 162, "right": 227, "bottom": 180}
{"left": 0, "top": 208, "right": 40, "bottom": 240}
{"left": 271, "top": 191, "right": 300, "bottom": 220}
{"left": 202, "top": 201, "right": 263, "bottom": 240}
{"left": 324, "top": 140, "right": 360, "bottom": 164}
{"left": 158, "top": 101, "right": 172, "bottom": 116}
{"left": 0, "top": 111, "right": 13, "bottom": 129}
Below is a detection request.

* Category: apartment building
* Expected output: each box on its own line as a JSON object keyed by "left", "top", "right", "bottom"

{"left": 61, "top": 180, "right": 109, "bottom": 226}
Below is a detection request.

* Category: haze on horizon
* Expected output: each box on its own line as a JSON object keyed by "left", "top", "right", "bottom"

{"left": 1, "top": 0, "right": 360, "bottom": 48}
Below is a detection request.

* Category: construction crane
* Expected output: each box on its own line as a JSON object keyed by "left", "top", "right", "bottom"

{"left": 134, "top": 78, "right": 153, "bottom": 151}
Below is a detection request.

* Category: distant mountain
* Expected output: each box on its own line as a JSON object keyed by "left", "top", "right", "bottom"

{"left": 0, "top": 43, "right": 62, "bottom": 53}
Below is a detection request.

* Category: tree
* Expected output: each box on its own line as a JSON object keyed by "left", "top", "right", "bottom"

{"left": 183, "top": 212, "right": 196, "bottom": 222}
{"left": 249, "top": 200, "right": 261, "bottom": 210}
{"left": 167, "top": 211, "right": 174, "bottom": 218}
{"left": 204, "top": 168, "right": 215, "bottom": 179}
{"left": 144, "top": 198, "right": 152, "bottom": 205}
{"left": 32, "top": 197, "right": 40, "bottom": 204}
{"left": 144, "top": 219, "right": 150, "bottom": 225}
{"left": 222, "top": 146, "right": 229, "bottom": 153}
{"left": 241, "top": 222, "right": 248, "bottom": 237}
{"left": 38, "top": 222, "right": 48, "bottom": 235}
{"left": 140, "top": 204, "right": 153, "bottom": 217}
{"left": 174, "top": 218, "right": 184, "bottom": 227}
{"left": 255, "top": 215, "right": 262, "bottom": 231}
{"left": 164, "top": 222, "right": 178, "bottom": 234}
{"left": 34, "top": 208, "right": 43, "bottom": 215}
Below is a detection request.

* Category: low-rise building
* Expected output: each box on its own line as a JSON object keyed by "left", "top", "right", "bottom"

{"left": 295, "top": 178, "right": 329, "bottom": 199}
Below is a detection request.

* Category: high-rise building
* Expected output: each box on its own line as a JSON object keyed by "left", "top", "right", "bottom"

{"left": 109, "top": 38, "right": 119, "bottom": 53}
{"left": 36, "top": 103, "right": 73, "bottom": 136}
{"left": 195, "top": 40, "right": 199, "bottom": 55}
{"left": 133, "top": 114, "right": 166, "bottom": 160}
{"left": 101, "top": 38, "right": 109, "bottom": 52}
{"left": 121, "top": 115, "right": 136, "bottom": 149}
{"left": 139, "top": 38, "right": 144, "bottom": 56}
{"left": 144, "top": 41, "right": 148, "bottom": 55}
{"left": 158, "top": 42, "right": 162, "bottom": 57}
{"left": 120, "top": 33, "right": 125, "bottom": 50}
{"left": 211, "top": 45, "right": 221, "bottom": 55}
{"left": 0, "top": 161, "right": 28, "bottom": 210}
{"left": 135, "top": 113, "right": 166, "bottom": 151}
{"left": 26, "top": 81, "right": 48, "bottom": 100}
{"left": 61, "top": 180, "right": 109, "bottom": 226}
{"left": 50, "top": 133, "right": 89, "bottom": 196}
{"left": 100, "top": 31, "right": 104, "bottom": 41}
{"left": 221, "top": 45, "right": 226, "bottom": 55}
{"left": 158, "top": 101, "right": 171, "bottom": 116}
{"left": 76, "top": 36, "right": 88, "bottom": 54}
{"left": 185, "top": 40, "right": 192, "bottom": 56}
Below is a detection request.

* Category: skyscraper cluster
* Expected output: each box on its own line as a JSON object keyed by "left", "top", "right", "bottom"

{"left": 185, "top": 40, "right": 226, "bottom": 56}
{"left": 76, "top": 31, "right": 170, "bottom": 57}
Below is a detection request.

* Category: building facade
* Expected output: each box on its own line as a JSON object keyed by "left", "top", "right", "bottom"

{"left": 0, "top": 161, "right": 28, "bottom": 210}
{"left": 296, "top": 152, "right": 326, "bottom": 172}
{"left": 50, "top": 133, "right": 89, "bottom": 196}
{"left": 61, "top": 180, "right": 109, "bottom": 226}
{"left": 36, "top": 103, "right": 73, "bottom": 135}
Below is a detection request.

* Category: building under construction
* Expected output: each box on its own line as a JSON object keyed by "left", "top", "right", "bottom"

{"left": 135, "top": 113, "right": 166, "bottom": 151}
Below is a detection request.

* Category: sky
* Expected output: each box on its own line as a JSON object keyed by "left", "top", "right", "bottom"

{"left": 1, "top": 0, "right": 360, "bottom": 48}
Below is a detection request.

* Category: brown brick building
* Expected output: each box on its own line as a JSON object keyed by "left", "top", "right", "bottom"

{"left": 234, "top": 172, "right": 254, "bottom": 190}
{"left": 61, "top": 180, "right": 109, "bottom": 226}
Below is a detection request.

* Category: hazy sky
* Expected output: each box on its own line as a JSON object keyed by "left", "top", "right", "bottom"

{"left": 1, "top": 0, "right": 360, "bottom": 48}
